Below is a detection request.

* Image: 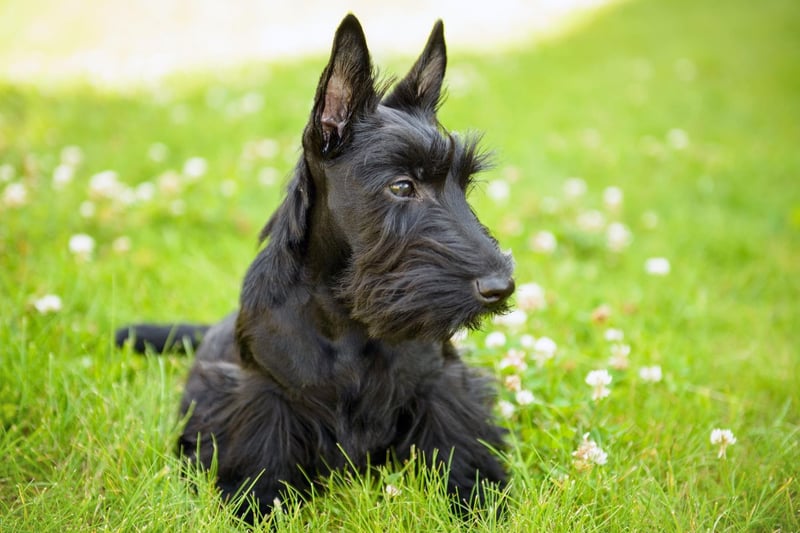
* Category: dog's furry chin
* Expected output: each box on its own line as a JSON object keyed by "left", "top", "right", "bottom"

{"left": 338, "top": 271, "right": 507, "bottom": 343}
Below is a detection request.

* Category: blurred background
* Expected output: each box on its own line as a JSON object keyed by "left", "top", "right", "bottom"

{"left": 2, "top": 0, "right": 798, "bottom": 530}
{"left": 0, "top": 0, "right": 612, "bottom": 85}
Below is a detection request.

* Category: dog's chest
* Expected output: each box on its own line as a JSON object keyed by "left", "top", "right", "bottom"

{"left": 323, "top": 341, "right": 444, "bottom": 456}
{"left": 330, "top": 339, "right": 444, "bottom": 398}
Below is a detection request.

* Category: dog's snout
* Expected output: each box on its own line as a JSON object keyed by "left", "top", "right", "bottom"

{"left": 474, "top": 276, "right": 515, "bottom": 305}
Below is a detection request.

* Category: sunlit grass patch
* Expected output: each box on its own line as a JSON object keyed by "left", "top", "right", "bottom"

{"left": 2, "top": 0, "right": 799, "bottom": 530}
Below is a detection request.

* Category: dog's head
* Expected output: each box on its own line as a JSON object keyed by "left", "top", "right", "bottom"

{"left": 242, "top": 15, "right": 514, "bottom": 342}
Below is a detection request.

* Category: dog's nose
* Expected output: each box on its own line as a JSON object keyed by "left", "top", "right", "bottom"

{"left": 474, "top": 276, "right": 515, "bottom": 305}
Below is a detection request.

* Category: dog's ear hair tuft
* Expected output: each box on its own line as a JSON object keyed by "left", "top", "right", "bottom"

{"left": 308, "top": 14, "right": 378, "bottom": 158}
{"left": 239, "top": 160, "right": 312, "bottom": 314}
{"left": 383, "top": 20, "right": 447, "bottom": 117}
{"left": 258, "top": 167, "right": 310, "bottom": 247}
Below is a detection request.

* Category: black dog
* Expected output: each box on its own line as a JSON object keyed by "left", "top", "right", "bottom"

{"left": 117, "top": 14, "right": 515, "bottom": 520}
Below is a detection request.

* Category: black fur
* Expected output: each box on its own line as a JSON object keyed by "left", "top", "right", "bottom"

{"left": 114, "top": 323, "right": 208, "bottom": 353}
{"left": 116, "top": 14, "right": 515, "bottom": 522}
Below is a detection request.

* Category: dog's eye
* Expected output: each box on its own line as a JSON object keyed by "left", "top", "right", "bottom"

{"left": 389, "top": 179, "right": 415, "bottom": 198}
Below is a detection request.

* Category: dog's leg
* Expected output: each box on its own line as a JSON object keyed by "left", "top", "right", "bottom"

{"left": 179, "top": 361, "right": 329, "bottom": 519}
{"left": 178, "top": 316, "right": 336, "bottom": 520}
{"left": 397, "top": 357, "right": 507, "bottom": 510}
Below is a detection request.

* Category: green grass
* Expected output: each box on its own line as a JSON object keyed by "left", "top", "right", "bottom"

{"left": 2, "top": 0, "right": 799, "bottom": 530}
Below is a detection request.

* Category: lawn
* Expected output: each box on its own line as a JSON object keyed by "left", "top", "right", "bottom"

{"left": 1, "top": 0, "right": 798, "bottom": 530}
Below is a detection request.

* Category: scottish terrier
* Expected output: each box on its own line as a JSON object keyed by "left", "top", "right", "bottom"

{"left": 117, "top": 14, "right": 515, "bottom": 520}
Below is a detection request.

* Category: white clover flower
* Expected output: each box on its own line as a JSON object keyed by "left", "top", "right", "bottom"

{"left": 503, "top": 374, "right": 521, "bottom": 392}
{"left": 516, "top": 282, "right": 546, "bottom": 311}
{"left": 240, "top": 92, "right": 264, "bottom": 114}
{"left": 245, "top": 138, "right": 279, "bottom": 159}
{"left": 532, "top": 336, "right": 557, "bottom": 366}
{"left": 170, "top": 199, "right": 186, "bottom": 216}
{"left": 447, "top": 67, "right": 477, "bottom": 96}
{"left": 602, "top": 186, "right": 624, "bottom": 210}
{"left": 606, "top": 222, "right": 632, "bottom": 252}
{"left": 485, "top": 331, "right": 507, "bottom": 349}
{"left": 497, "top": 400, "right": 516, "bottom": 419}
{"left": 272, "top": 497, "right": 283, "bottom": 513}
{"left": 609, "top": 357, "right": 629, "bottom": 370}
{"left": 205, "top": 86, "right": 227, "bottom": 109}
{"left": 33, "top": 294, "right": 62, "bottom": 314}
{"left": 645, "top": 257, "right": 671, "bottom": 276}
{"left": 572, "top": 433, "right": 608, "bottom": 471}
{"left": 576, "top": 210, "right": 606, "bottom": 232}
{"left": 259, "top": 166, "right": 280, "bottom": 187}
{"left": 608, "top": 343, "right": 631, "bottom": 370}
{"left": 183, "top": 157, "right": 207, "bottom": 180}
{"left": 610, "top": 343, "right": 631, "bottom": 358}
{"left": 585, "top": 369, "right": 613, "bottom": 387}
{"left": 148, "top": 142, "right": 169, "bottom": 163}
{"left": 582, "top": 128, "right": 601, "bottom": 148}
{"left": 88, "top": 170, "right": 121, "bottom": 199}
{"left": 256, "top": 138, "right": 280, "bottom": 159}
{"left": 135, "top": 181, "right": 156, "bottom": 202}
{"left": 529, "top": 230, "right": 557, "bottom": 254}
{"left": 519, "top": 334, "right": 536, "bottom": 349}
{"left": 675, "top": 58, "right": 697, "bottom": 82}
{"left": 667, "top": 128, "right": 690, "bottom": 150}
{"left": 639, "top": 135, "right": 664, "bottom": 157}
{"left": 604, "top": 328, "right": 624, "bottom": 342}
{"left": 52, "top": 164, "right": 75, "bottom": 189}
{"left": 384, "top": 484, "right": 402, "bottom": 497}
{"left": 220, "top": 180, "right": 237, "bottom": 197}
{"left": 157, "top": 171, "right": 182, "bottom": 195}
{"left": 501, "top": 165, "right": 521, "bottom": 183}
{"left": 710, "top": 428, "right": 737, "bottom": 459}
{"left": 585, "top": 369, "right": 612, "bottom": 401}
{"left": 60, "top": 145, "right": 83, "bottom": 167}
{"left": 118, "top": 186, "right": 137, "bottom": 206}
{"left": 79, "top": 201, "right": 96, "bottom": 218}
{"left": 563, "top": 177, "right": 587, "bottom": 199}
{"left": 515, "top": 389, "right": 535, "bottom": 405}
{"left": 642, "top": 211, "right": 659, "bottom": 229}
{"left": 499, "top": 348, "right": 528, "bottom": 372}
{"left": 3, "top": 182, "right": 27, "bottom": 207}
{"left": 68, "top": 233, "right": 95, "bottom": 260}
{"left": 500, "top": 217, "right": 522, "bottom": 236}
{"left": 638, "top": 365, "right": 663, "bottom": 383}
{"left": 493, "top": 309, "right": 528, "bottom": 328}
{"left": 112, "top": 236, "right": 132, "bottom": 254}
{"left": 0, "top": 163, "right": 15, "bottom": 182}
{"left": 591, "top": 304, "right": 612, "bottom": 324}
{"left": 171, "top": 104, "right": 189, "bottom": 123}
{"left": 486, "top": 179, "right": 510, "bottom": 203}
{"left": 540, "top": 196, "right": 560, "bottom": 214}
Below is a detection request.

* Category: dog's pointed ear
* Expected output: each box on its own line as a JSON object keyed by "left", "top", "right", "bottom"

{"left": 383, "top": 20, "right": 447, "bottom": 117}
{"left": 308, "top": 14, "right": 377, "bottom": 157}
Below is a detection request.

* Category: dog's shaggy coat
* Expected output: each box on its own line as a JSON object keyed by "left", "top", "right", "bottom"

{"left": 118, "top": 14, "right": 515, "bottom": 520}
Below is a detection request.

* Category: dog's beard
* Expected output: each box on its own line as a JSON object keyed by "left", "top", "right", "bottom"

{"left": 337, "top": 238, "right": 511, "bottom": 342}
